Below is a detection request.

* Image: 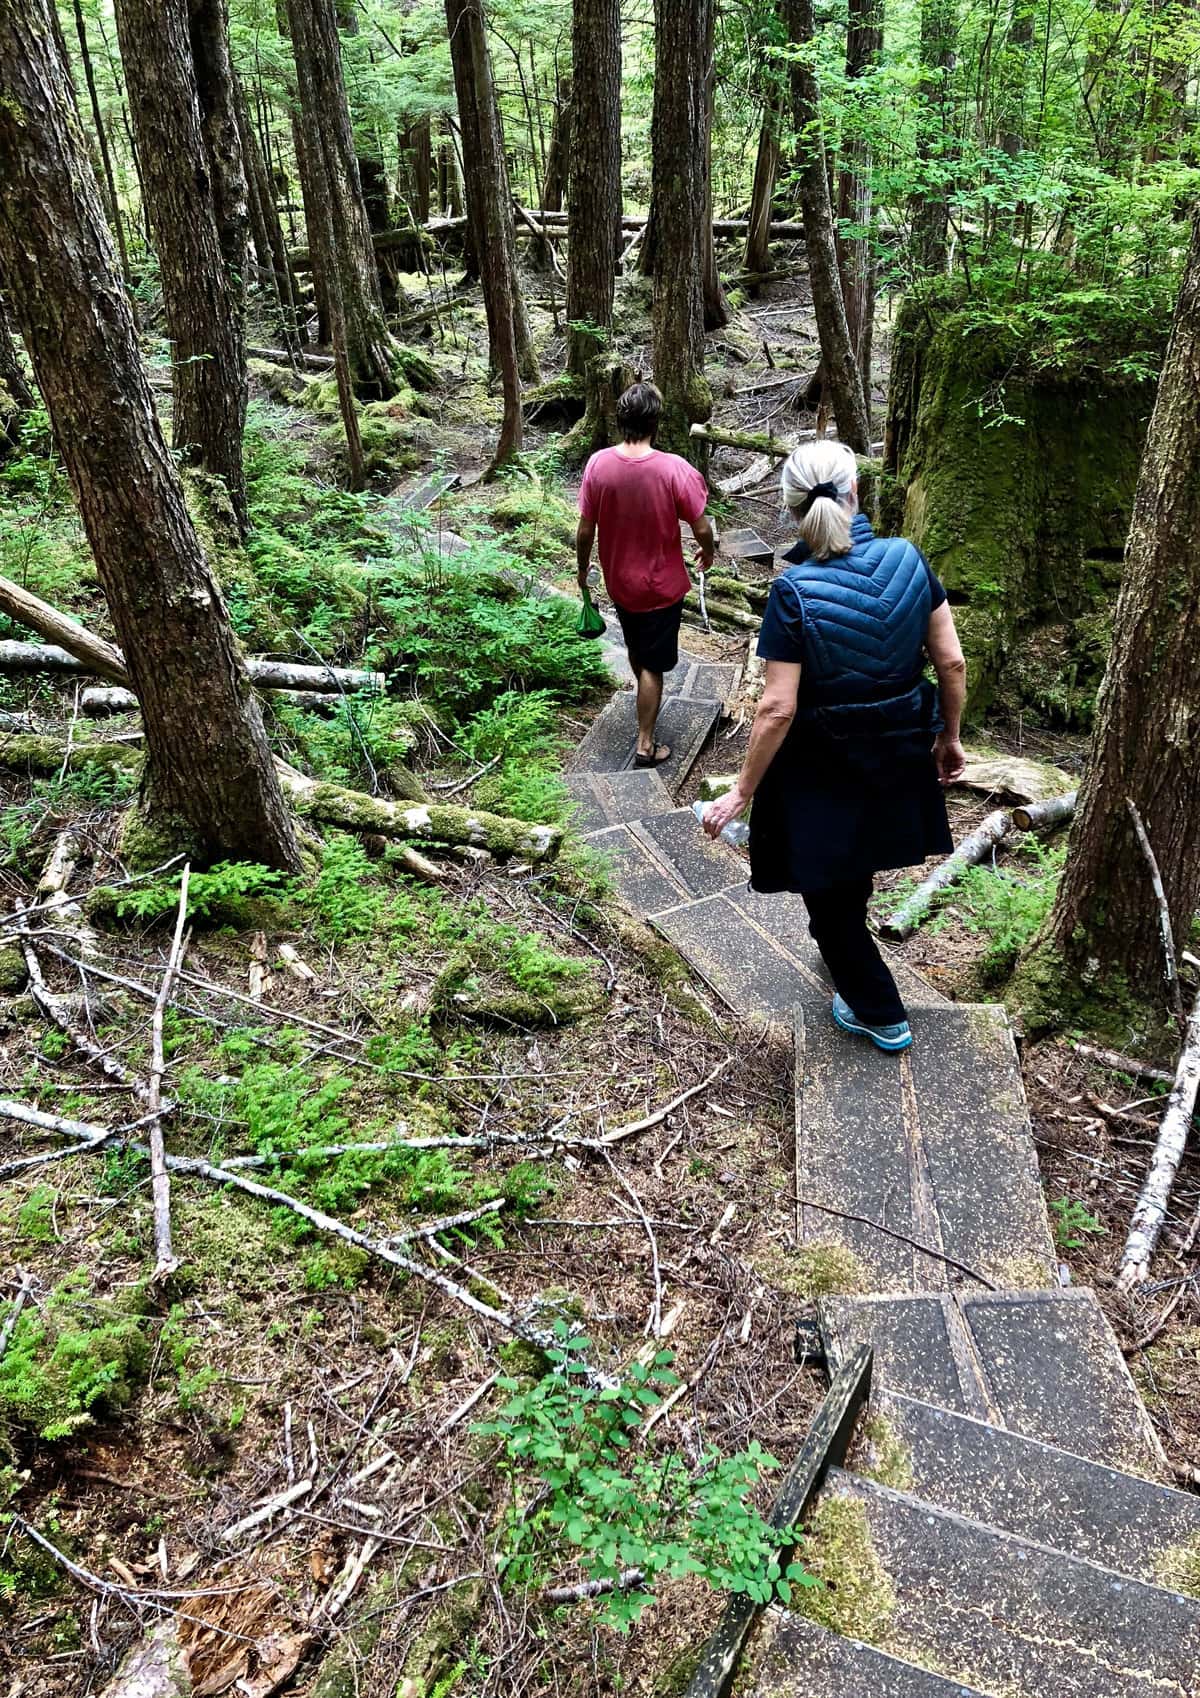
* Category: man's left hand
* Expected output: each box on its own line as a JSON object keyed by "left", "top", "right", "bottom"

{"left": 701, "top": 786, "right": 748, "bottom": 839}
{"left": 694, "top": 546, "right": 713, "bottom": 574}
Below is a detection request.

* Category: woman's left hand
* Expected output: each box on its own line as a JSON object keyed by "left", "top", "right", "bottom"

{"left": 702, "top": 786, "right": 749, "bottom": 839}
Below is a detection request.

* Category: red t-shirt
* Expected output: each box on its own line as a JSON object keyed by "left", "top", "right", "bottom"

{"left": 578, "top": 447, "right": 708, "bottom": 613}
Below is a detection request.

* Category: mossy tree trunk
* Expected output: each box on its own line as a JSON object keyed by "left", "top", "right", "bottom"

{"left": 699, "top": 3, "right": 731, "bottom": 332}
{"left": 445, "top": 0, "right": 524, "bottom": 474}
{"left": 0, "top": 292, "right": 34, "bottom": 442}
{"left": 285, "top": 0, "right": 399, "bottom": 396}
{"left": 649, "top": 0, "right": 714, "bottom": 460}
{"left": 0, "top": 0, "right": 302, "bottom": 872}
{"left": 114, "top": 0, "right": 250, "bottom": 533}
{"left": 783, "top": 0, "right": 871, "bottom": 453}
{"left": 1048, "top": 207, "right": 1200, "bottom": 1006}
{"left": 566, "top": 0, "right": 620, "bottom": 381}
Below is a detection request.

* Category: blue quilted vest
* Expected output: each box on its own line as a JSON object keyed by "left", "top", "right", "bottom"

{"left": 779, "top": 513, "right": 933, "bottom": 706}
{"left": 778, "top": 514, "right": 941, "bottom": 764}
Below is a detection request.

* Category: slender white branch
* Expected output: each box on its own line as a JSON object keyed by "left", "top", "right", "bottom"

{"left": 1117, "top": 981, "right": 1200, "bottom": 1289}
{"left": 147, "top": 866, "right": 190, "bottom": 1281}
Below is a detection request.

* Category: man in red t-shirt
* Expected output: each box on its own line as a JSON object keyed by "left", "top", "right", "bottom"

{"left": 576, "top": 383, "right": 714, "bottom": 766}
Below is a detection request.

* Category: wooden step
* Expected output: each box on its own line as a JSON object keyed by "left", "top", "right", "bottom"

{"left": 820, "top": 1288, "right": 1168, "bottom": 1477}
{"left": 802, "top": 1469, "right": 1200, "bottom": 1698}
{"left": 865, "top": 1390, "right": 1200, "bottom": 1585}
{"left": 568, "top": 690, "right": 721, "bottom": 785}
{"left": 564, "top": 768, "right": 676, "bottom": 833}
{"left": 795, "top": 1003, "right": 1056, "bottom": 1292}
{"left": 753, "top": 1617, "right": 995, "bottom": 1698}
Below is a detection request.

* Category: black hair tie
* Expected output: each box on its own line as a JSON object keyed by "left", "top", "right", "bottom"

{"left": 799, "top": 480, "right": 840, "bottom": 515}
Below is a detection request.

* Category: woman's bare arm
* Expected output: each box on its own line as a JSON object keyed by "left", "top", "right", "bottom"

{"left": 926, "top": 602, "right": 967, "bottom": 783}
{"left": 702, "top": 661, "right": 801, "bottom": 837}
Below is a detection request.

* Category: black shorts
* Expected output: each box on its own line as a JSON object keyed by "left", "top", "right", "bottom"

{"left": 613, "top": 597, "right": 685, "bottom": 674}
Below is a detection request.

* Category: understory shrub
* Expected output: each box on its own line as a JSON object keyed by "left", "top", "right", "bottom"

{"left": 933, "top": 835, "right": 1067, "bottom": 982}
{"left": 478, "top": 1322, "right": 813, "bottom": 1628}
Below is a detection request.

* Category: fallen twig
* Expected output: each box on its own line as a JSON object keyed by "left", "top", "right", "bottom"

{"left": 1072, "top": 1042, "right": 1173, "bottom": 1086}
{"left": 797, "top": 1195, "right": 999, "bottom": 1289}
{"left": 1117, "top": 981, "right": 1200, "bottom": 1289}
{"left": 595, "top": 1058, "right": 733, "bottom": 1146}
{"left": 544, "top": 1569, "right": 645, "bottom": 1605}
{"left": 1126, "top": 798, "right": 1184, "bottom": 1024}
{"left": 603, "top": 1150, "right": 664, "bottom": 1338}
{"left": 222, "top": 1478, "right": 313, "bottom": 1543}
{"left": 429, "top": 752, "right": 503, "bottom": 796}
{"left": 879, "top": 809, "right": 1011, "bottom": 941}
{"left": 147, "top": 867, "right": 189, "bottom": 1281}
{"left": 0, "top": 1270, "right": 35, "bottom": 1362}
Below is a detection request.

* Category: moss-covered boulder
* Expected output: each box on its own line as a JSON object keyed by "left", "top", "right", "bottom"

{"left": 885, "top": 287, "right": 1165, "bottom": 718}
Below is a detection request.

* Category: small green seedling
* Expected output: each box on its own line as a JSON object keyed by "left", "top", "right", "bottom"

{"left": 1050, "top": 1196, "right": 1106, "bottom": 1251}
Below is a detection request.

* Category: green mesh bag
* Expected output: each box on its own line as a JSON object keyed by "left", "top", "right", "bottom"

{"left": 576, "top": 584, "right": 607, "bottom": 638}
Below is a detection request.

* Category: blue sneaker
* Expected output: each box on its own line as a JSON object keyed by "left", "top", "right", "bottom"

{"left": 831, "top": 992, "right": 913, "bottom": 1053}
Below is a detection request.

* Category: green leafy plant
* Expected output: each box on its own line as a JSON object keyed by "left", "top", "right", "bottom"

{"left": 477, "top": 1322, "right": 812, "bottom": 1628}
{"left": 1050, "top": 1197, "right": 1106, "bottom": 1251}
{"left": 115, "top": 860, "right": 293, "bottom": 926}
{"left": 159, "top": 1305, "right": 219, "bottom": 1413}
{"left": 933, "top": 835, "right": 1066, "bottom": 982}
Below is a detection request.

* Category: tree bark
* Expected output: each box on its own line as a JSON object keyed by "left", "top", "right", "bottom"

{"left": 911, "top": 0, "right": 955, "bottom": 274}
{"left": 699, "top": 3, "right": 731, "bottom": 332}
{"left": 0, "top": 0, "right": 301, "bottom": 872}
{"left": 114, "top": 0, "right": 249, "bottom": 532}
{"left": 188, "top": 0, "right": 247, "bottom": 291}
{"left": 649, "top": 0, "right": 714, "bottom": 459}
{"left": 566, "top": 0, "right": 621, "bottom": 383}
{"left": 401, "top": 115, "right": 433, "bottom": 223}
{"left": 445, "top": 0, "right": 524, "bottom": 473}
{"left": 0, "top": 291, "right": 34, "bottom": 439}
{"left": 532, "top": 75, "right": 571, "bottom": 270}
{"left": 743, "top": 101, "right": 782, "bottom": 278}
{"left": 836, "top": 0, "right": 883, "bottom": 402}
{"left": 783, "top": 0, "right": 871, "bottom": 453}
{"left": 69, "top": 0, "right": 135, "bottom": 308}
{"left": 233, "top": 69, "right": 302, "bottom": 357}
{"left": 1048, "top": 207, "right": 1200, "bottom": 1004}
{"left": 285, "top": 0, "right": 399, "bottom": 395}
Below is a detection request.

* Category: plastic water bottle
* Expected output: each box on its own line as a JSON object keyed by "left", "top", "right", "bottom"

{"left": 692, "top": 798, "right": 750, "bottom": 848}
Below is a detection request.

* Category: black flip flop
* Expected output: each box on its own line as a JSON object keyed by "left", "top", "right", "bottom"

{"left": 633, "top": 743, "right": 671, "bottom": 768}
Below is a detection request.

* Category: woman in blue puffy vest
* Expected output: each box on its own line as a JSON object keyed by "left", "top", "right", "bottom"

{"left": 702, "top": 439, "right": 967, "bottom": 1053}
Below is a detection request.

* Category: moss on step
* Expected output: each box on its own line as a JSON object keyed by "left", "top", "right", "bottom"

{"left": 754, "top": 1240, "right": 868, "bottom": 1301}
{"left": 796, "top": 1492, "right": 897, "bottom": 1645}
{"left": 858, "top": 1415, "right": 915, "bottom": 1493}
{"left": 1155, "top": 1534, "right": 1200, "bottom": 1598}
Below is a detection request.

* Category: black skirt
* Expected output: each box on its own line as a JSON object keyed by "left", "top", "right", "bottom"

{"left": 748, "top": 717, "right": 952, "bottom": 893}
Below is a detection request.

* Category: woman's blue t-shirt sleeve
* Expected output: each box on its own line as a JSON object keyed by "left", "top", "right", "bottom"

{"left": 757, "top": 577, "right": 806, "bottom": 663}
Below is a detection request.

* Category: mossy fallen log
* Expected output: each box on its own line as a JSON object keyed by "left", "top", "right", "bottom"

{"left": 684, "top": 589, "right": 759, "bottom": 630}
{"left": 0, "top": 737, "right": 559, "bottom": 861}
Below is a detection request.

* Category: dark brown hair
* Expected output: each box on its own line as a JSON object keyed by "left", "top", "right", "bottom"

{"left": 615, "top": 381, "right": 663, "bottom": 443}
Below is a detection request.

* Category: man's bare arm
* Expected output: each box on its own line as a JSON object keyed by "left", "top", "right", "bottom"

{"left": 691, "top": 513, "right": 715, "bottom": 573}
{"left": 576, "top": 516, "right": 597, "bottom": 588}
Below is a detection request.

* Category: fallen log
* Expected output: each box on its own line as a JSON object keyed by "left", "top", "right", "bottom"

{"left": 0, "top": 578, "right": 128, "bottom": 686}
{"left": 0, "top": 640, "right": 382, "bottom": 696}
{"left": 879, "top": 808, "right": 1012, "bottom": 941}
{"left": 247, "top": 343, "right": 333, "bottom": 370}
{"left": 1012, "top": 789, "right": 1078, "bottom": 832}
{"left": 1116, "top": 981, "right": 1200, "bottom": 1288}
{"left": 280, "top": 768, "right": 561, "bottom": 861}
{"left": 683, "top": 589, "right": 758, "bottom": 630}
{"left": 82, "top": 685, "right": 357, "bottom": 715}
{"left": 1071, "top": 1042, "right": 1173, "bottom": 1087}
{"left": 714, "top": 453, "right": 774, "bottom": 497}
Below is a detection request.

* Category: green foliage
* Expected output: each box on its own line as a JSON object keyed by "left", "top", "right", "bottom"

{"left": 308, "top": 832, "right": 383, "bottom": 941}
{"left": 460, "top": 690, "right": 572, "bottom": 823}
{"left": 0, "top": 1273, "right": 149, "bottom": 1447}
{"left": 159, "top": 1306, "right": 221, "bottom": 1413}
{"left": 933, "top": 835, "right": 1066, "bottom": 983}
{"left": 114, "top": 860, "right": 293, "bottom": 926}
{"left": 16, "top": 1186, "right": 58, "bottom": 1244}
{"left": 1050, "top": 1196, "right": 1106, "bottom": 1251}
{"left": 477, "top": 1322, "right": 811, "bottom": 1628}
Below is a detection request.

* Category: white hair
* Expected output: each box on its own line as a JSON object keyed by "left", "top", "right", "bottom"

{"left": 780, "top": 439, "right": 859, "bottom": 561}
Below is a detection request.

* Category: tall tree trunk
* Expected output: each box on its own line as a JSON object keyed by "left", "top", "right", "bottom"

{"left": 0, "top": 0, "right": 301, "bottom": 872}
{"left": 743, "top": 99, "right": 782, "bottom": 277}
{"left": 285, "top": 0, "right": 398, "bottom": 396}
{"left": 836, "top": 0, "right": 883, "bottom": 402}
{"left": 233, "top": 70, "right": 301, "bottom": 357}
{"left": 445, "top": 0, "right": 522, "bottom": 475}
{"left": 70, "top": 0, "right": 135, "bottom": 308}
{"left": 188, "top": 0, "right": 247, "bottom": 288}
{"left": 532, "top": 74, "right": 571, "bottom": 269}
{"left": 911, "top": 0, "right": 955, "bottom": 274}
{"left": 649, "top": 0, "right": 713, "bottom": 459}
{"left": 783, "top": 0, "right": 871, "bottom": 453}
{"left": 115, "top": 0, "right": 249, "bottom": 532}
{"left": 997, "top": 0, "right": 1035, "bottom": 159}
{"left": 401, "top": 115, "right": 433, "bottom": 222}
{"left": 700, "top": 4, "right": 731, "bottom": 332}
{"left": 1046, "top": 208, "right": 1200, "bottom": 1008}
{"left": 566, "top": 1, "right": 620, "bottom": 383}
